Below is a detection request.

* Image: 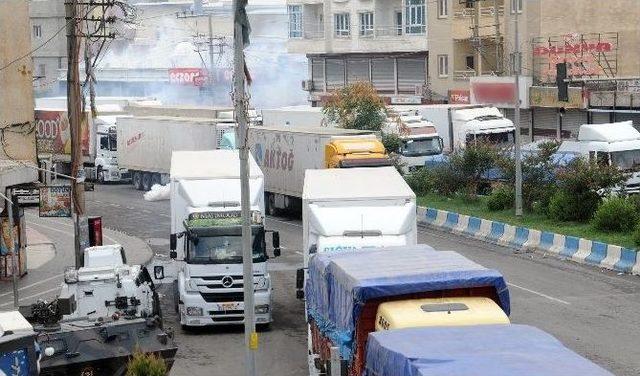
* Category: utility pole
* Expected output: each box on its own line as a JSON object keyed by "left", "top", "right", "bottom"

{"left": 494, "top": 0, "right": 502, "bottom": 74}
{"left": 208, "top": 15, "right": 216, "bottom": 87}
{"left": 0, "top": 192, "right": 19, "bottom": 308}
{"left": 513, "top": 4, "right": 523, "bottom": 216}
{"left": 66, "top": 0, "right": 86, "bottom": 267}
{"left": 473, "top": 0, "right": 482, "bottom": 76}
{"left": 232, "top": 0, "right": 257, "bottom": 375}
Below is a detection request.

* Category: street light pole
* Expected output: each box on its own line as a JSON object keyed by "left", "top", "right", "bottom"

{"left": 232, "top": 1, "right": 257, "bottom": 375}
{"left": 513, "top": 5, "right": 523, "bottom": 216}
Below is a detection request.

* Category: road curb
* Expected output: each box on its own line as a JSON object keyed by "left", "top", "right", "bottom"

{"left": 417, "top": 207, "right": 639, "bottom": 275}
{"left": 103, "top": 227, "right": 154, "bottom": 266}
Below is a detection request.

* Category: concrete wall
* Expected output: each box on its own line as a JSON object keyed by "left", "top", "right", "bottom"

{"left": 0, "top": 0, "right": 37, "bottom": 162}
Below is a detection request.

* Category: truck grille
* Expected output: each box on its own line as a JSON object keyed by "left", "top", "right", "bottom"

{"left": 200, "top": 292, "right": 244, "bottom": 303}
{"left": 212, "top": 316, "right": 243, "bottom": 323}
{"left": 198, "top": 275, "right": 244, "bottom": 289}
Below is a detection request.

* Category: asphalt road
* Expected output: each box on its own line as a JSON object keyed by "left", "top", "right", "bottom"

{"left": 4, "top": 183, "right": 639, "bottom": 375}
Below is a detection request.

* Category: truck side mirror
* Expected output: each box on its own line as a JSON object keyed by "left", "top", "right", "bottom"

{"left": 272, "top": 231, "right": 281, "bottom": 257}
{"left": 169, "top": 251, "right": 177, "bottom": 259}
{"left": 438, "top": 137, "right": 444, "bottom": 151}
{"left": 170, "top": 234, "right": 177, "bottom": 251}
{"left": 154, "top": 265, "right": 165, "bottom": 280}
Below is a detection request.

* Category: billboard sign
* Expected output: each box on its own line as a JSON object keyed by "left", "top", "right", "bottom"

{"left": 169, "top": 68, "right": 208, "bottom": 86}
{"left": 35, "top": 110, "right": 91, "bottom": 158}
{"left": 448, "top": 89, "right": 470, "bottom": 104}
{"left": 532, "top": 33, "right": 618, "bottom": 84}
{"left": 470, "top": 76, "right": 532, "bottom": 109}
{"left": 39, "top": 186, "right": 72, "bottom": 217}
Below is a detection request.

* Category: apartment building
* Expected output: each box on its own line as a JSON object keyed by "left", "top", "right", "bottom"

{"left": 428, "top": 0, "right": 640, "bottom": 139}
{"left": 29, "top": 0, "right": 67, "bottom": 94}
{"left": 287, "top": 0, "right": 429, "bottom": 106}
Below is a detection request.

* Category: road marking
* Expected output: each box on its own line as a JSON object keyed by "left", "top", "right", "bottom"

{"left": 295, "top": 251, "right": 303, "bottom": 256}
{"left": 0, "top": 287, "right": 60, "bottom": 307}
{"left": 508, "top": 282, "right": 570, "bottom": 305}
{"left": 266, "top": 217, "right": 302, "bottom": 228}
{"left": 0, "top": 274, "right": 62, "bottom": 299}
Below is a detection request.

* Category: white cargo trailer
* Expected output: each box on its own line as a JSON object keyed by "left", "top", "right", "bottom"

{"left": 260, "top": 105, "right": 325, "bottom": 127}
{"left": 297, "top": 166, "right": 417, "bottom": 298}
{"left": 247, "top": 126, "right": 382, "bottom": 214}
{"left": 116, "top": 116, "right": 234, "bottom": 190}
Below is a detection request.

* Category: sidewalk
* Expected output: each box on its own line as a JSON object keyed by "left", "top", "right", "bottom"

{"left": 0, "top": 211, "right": 153, "bottom": 308}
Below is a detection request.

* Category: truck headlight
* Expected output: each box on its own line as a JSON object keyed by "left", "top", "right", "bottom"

{"left": 185, "top": 279, "right": 199, "bottom": 293}
{"left": 255, "top": 276, "right": 269, "bottom": 291}
{"left": 186, "top": 307, "right": 203, "bottom": 316}
{"left": 255, "top": 305, "right": 269, "bottom": 314}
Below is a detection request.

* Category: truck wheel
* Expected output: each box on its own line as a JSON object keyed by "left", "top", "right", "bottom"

{"left": 97, "top": 166, "right": 105, "bottom": 184}
{"left": 256, "top": 323, "right": 271, "bottom": 332}
{"left": 152, "top": 173, "right": 162, "bottom": 187}
{"left": 142, "top": 172, "right": 152, "bottom": 191}
{"left": 133, "top": 171, "right": 144, "bottom": 190}
{"left": 266, "top": 193, "right": 278, "bottom": 216}
{"left": 173, "top": 281, "right": 180, "bottom": 313}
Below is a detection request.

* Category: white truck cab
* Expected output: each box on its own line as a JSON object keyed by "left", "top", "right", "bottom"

{"left": 559, "top": 121, "right": 640, "bottom": 193}
{"left": 416, "top": 105, "right": 515, "bottom": 152}
{"left": 386, "top": 110, "right": 444, "bottom": 173}
{"left": 91, "top": 119, "right": 130, "bottom": 183}
{"left": 165, "top": 150, "right": 280, "bottom": 328}
{"left": 297, "top": 167, "right": 417, "bottom": 298}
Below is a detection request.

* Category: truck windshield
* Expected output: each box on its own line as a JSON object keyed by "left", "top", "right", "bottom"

{"left": 467, "top": 131, "right": 514, "bottom": 146}
{"left": 610, "top": 149, "right": 640, "bottom": 171}
{"left": 187, "top": 231, "right": 267, "bottom": 264}
{"left": 99, "top": 133, "right": 117, "bottom": 151}
{"left": 399, "top": 138, "right": 443, "bottom": 157}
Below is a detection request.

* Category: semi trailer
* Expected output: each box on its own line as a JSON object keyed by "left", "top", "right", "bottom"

{"left": 248, "top": 126, "right": 391, "bottom": 214}
{"left": 116, "top": 116, "right": 234, "bottom": 191}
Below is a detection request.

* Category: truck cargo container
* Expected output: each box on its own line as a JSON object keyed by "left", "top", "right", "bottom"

{"left": 297, "top": 167, "right": 416, "bottom": 298}
{"left": 116, "top": 116, "right": 234, "bottom": 190}
{"left": 248, "top": 126, "right": 390, "bottom": 214}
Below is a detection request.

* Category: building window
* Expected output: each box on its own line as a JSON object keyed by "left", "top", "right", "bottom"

{"left": 359, "top": 12, "right": 374, "bottom": 37}
{"left": 334, "top": 13, "right": 350, "bottom": 37}
{"left": 511, "top": 0, "right": 523, "bottom": 13}
{"left": 405, "top": 0, "right": 425, "bottom": 35}
{"left": 438, "top": 55, "right": 449, "bottom": 77}
{"left": 395, "top": 11, "right": 403, "bottom": 35}
{"left": 38, "top": 64, "right": 46, "bottom": 77}
{"left": 33, "top": 25, "right": 42, "bottom": 39}
{"left": 288, "top": 5, "right": 303, "bottom": 38}
{"left": 466, "top": 56, "right": 475, "bottom": 70}
{"left": 437, "top": 0, "right": 448, "bottom": 18}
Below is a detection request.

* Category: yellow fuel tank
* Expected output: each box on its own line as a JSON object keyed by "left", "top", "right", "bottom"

{"left": 375, "top": 297, "right": 509, "bottom": 331}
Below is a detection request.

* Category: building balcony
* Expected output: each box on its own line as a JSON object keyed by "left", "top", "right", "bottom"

{"left": 452, "top": 5, "right": 505, "bottom": 41}
{"left": 287, "top": 23, "right": 427, "bottom": 54}
{"left": 453, "top": 70, "right": 500, "bottom": 81}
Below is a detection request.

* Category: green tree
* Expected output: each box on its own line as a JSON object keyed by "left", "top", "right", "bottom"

{"left": 126, "top": 351, "right": 167, "bottom": 376}
{"left": 323, "top": 82, "right": 387, "bottom": 131}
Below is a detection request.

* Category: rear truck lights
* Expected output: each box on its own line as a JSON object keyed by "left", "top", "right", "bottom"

{"left": 186, "top": 307, "right": 203, "bottom": 316}
{"left": 255, "top": 305, "right": 270, "bottom": 314}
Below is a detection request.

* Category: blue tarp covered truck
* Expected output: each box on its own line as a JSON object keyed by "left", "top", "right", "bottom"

{"left": 305, "top": 245, "right": 612, "bottom": 376}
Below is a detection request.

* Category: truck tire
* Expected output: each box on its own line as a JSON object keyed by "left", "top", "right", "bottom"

{"left": 173, "top": 281, "right": 180, "bottom": 313}
{"left": 142, "top": 172, "right": 152, "bottom": 191}
{"left": 266, "top": 193, "right": 278, "bottom": 217}
{"left": 152, "top": 173, "right": 162, "bottom": 187}
{"left": 133, "top": 171, "right": 144, "bottom": 190}
{"left": 97, "top": 166, "right": 105, "bottom": 184}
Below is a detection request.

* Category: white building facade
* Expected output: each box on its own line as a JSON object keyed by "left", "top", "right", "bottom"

{"left": 287, "top": 0, "right": 429, "bottom": 106}
{"left": 29, "top": 0, "right": 67, "bottom": 94}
